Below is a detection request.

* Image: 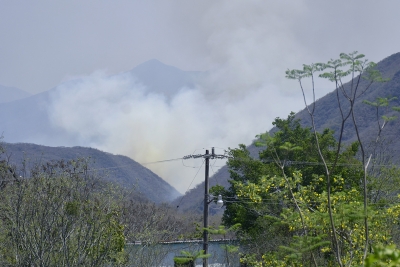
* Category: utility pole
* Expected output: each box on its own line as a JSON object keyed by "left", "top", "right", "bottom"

{"left": 183, "top": 147, "right": 228, "bottom": 267}
{"left": 203, "top": 149, "right": 210, "bottom": 267}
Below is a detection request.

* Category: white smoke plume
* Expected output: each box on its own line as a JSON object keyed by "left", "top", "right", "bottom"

{"left": 48, "top": 68, "right": 302, "bottom": 193}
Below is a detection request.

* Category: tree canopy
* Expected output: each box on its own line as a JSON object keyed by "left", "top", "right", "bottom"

{"left": 214, "top": 52, "right": 400, "bottom": 266}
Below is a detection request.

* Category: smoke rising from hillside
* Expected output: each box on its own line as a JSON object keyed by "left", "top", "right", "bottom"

{"left": 48, "top": 70, "right": 301, "bottom": 193}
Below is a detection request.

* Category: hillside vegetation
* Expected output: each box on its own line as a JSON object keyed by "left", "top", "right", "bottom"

{"left": 2, "top": 143, "right": 180, "bottom": 203}
{"left": 0, "top": 146, "right": 201, "bottom": 267}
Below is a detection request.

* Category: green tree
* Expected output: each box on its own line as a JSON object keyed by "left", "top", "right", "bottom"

{"left": 0, "top": 159, "right": 127, "bottom": 267}
{"left": 219, "top": 114, "right": 369, "bottom": 266}
{"left": 222, "top": 113, "right": 360, "bottom": 230}
{"left": 286, "top": 51, "right": 399, "bottom": 265}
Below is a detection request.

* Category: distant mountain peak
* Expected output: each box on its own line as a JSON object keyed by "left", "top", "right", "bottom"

{"left": 133, "top": 59, "right": 182, "bottom": 73}
{"left": 130, "top": 59, "right": 202, "bottom": 97}
{"left": 140, "top": 58, "right": 164, "bottom": 65}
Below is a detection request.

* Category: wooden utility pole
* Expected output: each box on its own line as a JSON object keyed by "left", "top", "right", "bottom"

{"left": 183, "top": 147, "right": 228, "bottom": 267}
{"left": 203, "top": 148, "right": 211, "bottom": 267}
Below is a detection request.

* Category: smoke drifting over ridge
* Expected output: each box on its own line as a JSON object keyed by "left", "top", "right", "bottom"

{"left": 47, "top": 2, "right": 315, "bottom": 193}
{"left": 48, "top": 68, "right": 301, "bottom": 193}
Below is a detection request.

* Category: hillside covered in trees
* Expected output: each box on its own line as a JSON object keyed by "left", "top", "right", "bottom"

{"left": 1, "top": 142, "right": 181, "bottom": 203}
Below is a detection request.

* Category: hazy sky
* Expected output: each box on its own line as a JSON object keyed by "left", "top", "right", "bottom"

{"left": 1, "top": 1, "right": 400, "bottom": 193}
{"left": 1, "top": 1, "right": 399, "bottom": 94}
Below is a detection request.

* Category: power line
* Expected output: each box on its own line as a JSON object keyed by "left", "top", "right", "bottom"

{"left": 210, "top": 158, "right": 221, "bottom": 186}
{"left": 86, "top": 155, "right": 396, "bottom": 174}
{"left": 1, "top": 147, "right": 398, "bottom": 183}
{"left": 140, "top": 157, "right": 183, "bottom": 165}
{"left": 176, "top": 159, "right": 205, "bottom": 209}
{"left": 80, "top": 157, "right": 184, "bottom": 172}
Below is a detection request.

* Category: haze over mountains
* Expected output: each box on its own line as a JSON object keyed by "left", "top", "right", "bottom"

{"left": 129, "top": 59, "right": 203, "bottom": 99}
{"left": 0, "top": 59, "right": 200, "bottom": 146}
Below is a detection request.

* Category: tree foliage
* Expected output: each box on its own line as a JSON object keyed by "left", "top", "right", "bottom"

{"left": 0, "top": 159, "right": 127, "bottom": 266}
{"left": 220, "top": 115, "right": 400, "bottom": 266}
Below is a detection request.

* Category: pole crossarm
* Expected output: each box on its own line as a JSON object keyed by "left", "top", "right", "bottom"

{"left": 183, "top": 149, "right": 230, "bottom": 161}
{"left": 182, "top": 154, "right": 204, "bottom": 159}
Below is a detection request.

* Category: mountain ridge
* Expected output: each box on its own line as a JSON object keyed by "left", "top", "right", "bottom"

{"left": 1, "top": 142, "right": 181, "bottom": 203}
{"left": 0, "top": 84, "right": 31, "bottom": 103}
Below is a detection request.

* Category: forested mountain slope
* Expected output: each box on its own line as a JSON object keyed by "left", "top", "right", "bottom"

{"left": 296, "top": 52, "right": 400, "bottom": 152}
{"left": 2, "top": 142, "right": 181, "bottom": 203}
